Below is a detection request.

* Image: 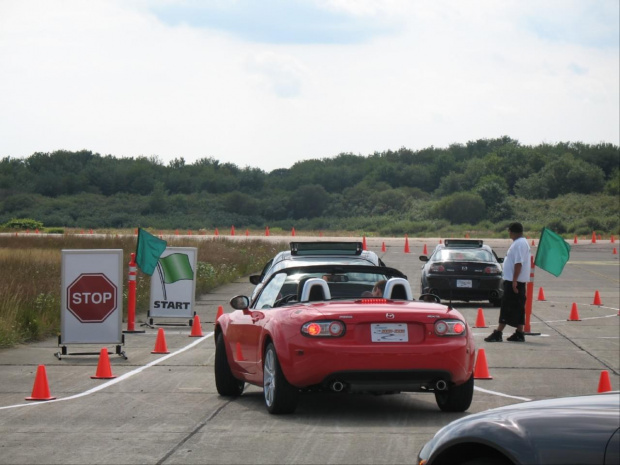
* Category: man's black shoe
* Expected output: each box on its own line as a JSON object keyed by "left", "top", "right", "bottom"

{"left": 484, "top": 330, "right": 503, "bottom": 342}
{"left": 507, "top": 331, "right": 525, "bottom": 342}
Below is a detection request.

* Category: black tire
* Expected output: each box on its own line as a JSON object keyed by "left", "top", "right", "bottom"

{"left": 214, "top": 333, "right": 244, "bottom": 396}
{"left": 435, "top": 374, "right": 474, "bottom": 412}
{"left": 263, "top": 343, "right": 298, "bottom": 414}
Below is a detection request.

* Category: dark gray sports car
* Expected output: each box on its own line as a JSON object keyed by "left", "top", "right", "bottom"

{"left": 418, "top": 392, "right": 620, "bottom": 465}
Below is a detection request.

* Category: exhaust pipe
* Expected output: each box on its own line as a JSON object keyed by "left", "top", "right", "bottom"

{"left": 331, "top": 381, "right": 345, "bottom": 392}
{"left": 435, "top": 380, "right": 448, "bottom": 391}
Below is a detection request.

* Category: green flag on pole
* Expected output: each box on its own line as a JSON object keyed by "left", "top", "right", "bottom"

{"left": 534, "top": 227, "right": 571, "bottom": 277}
{"left": 135, "top": 228, "right": 167, "bottom": 275}
{"left": 159, "top": 253, "right": 194, "bottom": 283}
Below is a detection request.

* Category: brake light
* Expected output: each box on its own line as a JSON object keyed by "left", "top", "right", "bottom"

{"left": 484, "top": 266, "right": 501, "bottom": 275}
{"left": 301, "top": 320, "right": 345, "bottom": 337}
{"left": 361, "top": 298, "right": 388, "bottom": 304}
{"left": 430, "top": 264, "right": 445, "bottom": 272}
{"left": 434, "top": 319, "right": 467, "bottom": 336}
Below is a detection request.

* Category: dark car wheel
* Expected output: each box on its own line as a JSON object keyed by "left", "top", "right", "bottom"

{"left": 214, "top": 333, "right": 244, "bottom": 396}
{"left": 263, "top": 343, "right": 298, "bottom": 414}
{"left": 435, "top": 374, "right": 474, "bottom": 412}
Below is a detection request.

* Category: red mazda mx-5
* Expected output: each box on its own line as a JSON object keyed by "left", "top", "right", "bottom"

{"left": 214, "top": 263, "right": 476, "bottom": 414}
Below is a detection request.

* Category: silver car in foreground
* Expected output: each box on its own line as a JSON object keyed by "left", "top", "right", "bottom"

{"left": 418, "top": 392, "right": 620, "bottom": 465}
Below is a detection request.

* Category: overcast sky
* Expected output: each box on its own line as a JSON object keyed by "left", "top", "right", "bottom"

{"left": 1, "top": 0, "right": 618, "bottom": 172}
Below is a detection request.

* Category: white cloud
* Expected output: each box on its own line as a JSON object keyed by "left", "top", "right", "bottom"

{"left": 0, "top": 0, "right": 617, "bottom": 172}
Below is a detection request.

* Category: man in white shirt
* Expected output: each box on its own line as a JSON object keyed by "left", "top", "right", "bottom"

{"left": 485, "top": 222, "right": 531, "bottom": 342}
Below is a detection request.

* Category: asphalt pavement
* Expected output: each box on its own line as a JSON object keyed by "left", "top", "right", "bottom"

{"left": 0, "top": 236, "right": 618, "bottom": 464}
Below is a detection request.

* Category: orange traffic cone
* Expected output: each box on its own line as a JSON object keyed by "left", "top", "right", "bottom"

{"left": 151, "top": 328, "right": 170, "bottom": 354}
{"left": 230, "top": 225, "right": 235, "bottom": 236}
{"left": 25, "top": 365, "right": 56, "bottom": 401}
{"left": 215, "top": 305, "right": 224, "bottom": 322}
{"left": 381, "top": 242, "right": 386, "bottom": 253}
{"left": 568, "top": 303, "right": 581, "bottom": 321}
{"left": 591, "top": 231, "right": 596, "bottom": 243}
{"left": 189, "top": 315, "right": 204, "bottom": 337}
{"left": 474, "top": 308, "right": 487, "bottom": 328}
{"left": 245, "top": 229, "right": 249, "bottom": 236}
{"left": 235, "top": 342, "right": 244, "bottom": 361}
{"left": 91, "top": 348, "right": 116, "bottom": 379}
{"left": 265, "top": 226, "right": 270, "bottom": 236}
{"left": 613, "top": 248, "right": 618, "bottom": 255}
{"left": 531, "top": 239, "right": 535, "bottom": 246}
{"left": 362, "top": 236, "right": 367, "bottom": 251}
{"left": 291, "top": 227, "right": 296, "bottom": 236}
{"left": 592, "top": 290, "right": 602, "bottom": 306}
{"left": 611, "top": 235, "right": 616, "bottom": 244}
{"left": 597, "top": 370, "right": 612, "bottom": 393}
{"left": 465, "top": 233, "right": 470, "bottom": 238}
{"left": 573, "top": 235, "right": 578, "bottom": 244}
{"left": 404, "top": 235, "right": 410, "bottom": 253}
{"left": 474, "top": 348, "right": 492, "bottom": 380}
{"left": 423, "top": 243, "right": 428, "bottom": 255}
{"left": 215, "top": 228, "right": 219, "bottom": 236}
{"left": 537, "top": 287, "right": 546, "bottom": 301}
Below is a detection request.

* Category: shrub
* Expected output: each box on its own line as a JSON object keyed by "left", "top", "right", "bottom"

{"left": 3, "top": 218, "right": 44, "bottom": 231}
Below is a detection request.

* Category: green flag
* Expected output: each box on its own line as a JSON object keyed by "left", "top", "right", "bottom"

{"left": 135, "top": 228, "right": 167, "bottom": 275}
{"left": 535, "top": 227, "right": 571, "bottom": 277}
{"left": 159, "top": 253, "right": 194, "bottom": 284}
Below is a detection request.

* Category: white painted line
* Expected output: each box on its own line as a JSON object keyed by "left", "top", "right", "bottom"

{"left": 0, "top": 332, "right": 214, "bottom": 411}
{"left": 474, "top": 386, "right": 532, "bottom": 401}
{"left": 535, "top": 313, "right": 619, "bottom": 324}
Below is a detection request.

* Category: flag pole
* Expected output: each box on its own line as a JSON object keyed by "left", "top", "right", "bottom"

{"left": 157, "top": 261, "right": 167, "bottom": 301}
{"left": 525, "top": 248, "right": 541, "bottom": 336}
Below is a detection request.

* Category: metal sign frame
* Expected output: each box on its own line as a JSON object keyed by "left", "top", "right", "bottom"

{"left": 58, "top": 249, "right": 124, "bottom": 358}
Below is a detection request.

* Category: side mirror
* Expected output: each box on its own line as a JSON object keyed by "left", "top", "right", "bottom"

{"left": 498, "top": 258, "right": 504, "bottom": 263}
{"left": 230, "top": 295, "right": 250, "bottom": 310}
{"left": 249, "top": 275, "right": 261, "bottom": 285}
{"left": 419, "top": 256, "right": 429, "bottom": 262}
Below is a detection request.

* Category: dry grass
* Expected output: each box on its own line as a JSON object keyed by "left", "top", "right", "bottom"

{"left": 0, "top": 234, "right": 286, "bottom": 347}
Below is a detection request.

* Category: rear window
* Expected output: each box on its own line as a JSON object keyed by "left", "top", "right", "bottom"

{"left": 435, "top": 249, "right": 494, "bottom": 262}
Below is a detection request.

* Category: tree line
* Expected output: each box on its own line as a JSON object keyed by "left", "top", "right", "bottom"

{"left": 1, "top": 137, "right": 618, "bottom": 235}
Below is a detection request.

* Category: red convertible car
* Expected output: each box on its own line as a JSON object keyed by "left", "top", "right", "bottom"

{"left": 214, "top": 263, "right": 476, "bottom": 414}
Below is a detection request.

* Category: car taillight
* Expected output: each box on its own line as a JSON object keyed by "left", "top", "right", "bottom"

{"left": 301, "top": 320, "right": 345, "bottom": 337}
{"left": 484, "top": 265, "right": 501, "bottom": 275}
{"left": 434, "top": 319, "right": 467, "bottom": 336}
{"left": 430, "top": 264, "right": 445, "bottom": 272}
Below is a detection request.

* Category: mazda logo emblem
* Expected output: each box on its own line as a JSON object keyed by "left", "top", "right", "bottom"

{"left": 462, "top": 266, "right": 468, "bottom": 271}
{"left": 386, "top": 313, "right": 395, "bottom": 319}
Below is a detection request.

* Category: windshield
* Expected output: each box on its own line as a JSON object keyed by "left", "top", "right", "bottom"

{"left": 434, "top": 249, "right": 494, "bottom": 262}
{"left": 254, "top": 269, "right": 390, "bottom": 309}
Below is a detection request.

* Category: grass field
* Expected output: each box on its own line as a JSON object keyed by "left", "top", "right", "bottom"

{"left": 0, "top": 234, "right": 287, "bottom": 347}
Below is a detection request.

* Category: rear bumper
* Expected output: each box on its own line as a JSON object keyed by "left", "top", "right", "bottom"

{"left": 322, "top": 369, "right": 453, "bottom": 392}
{"left": 280, "top": 337, "right": 475, "bottom": 390}
{"left": 423, "top": 276, "right": 503, "bottom": 301}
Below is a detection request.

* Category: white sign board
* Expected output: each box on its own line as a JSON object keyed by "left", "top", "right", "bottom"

{"left": 60, "top": 250, "right": 123, "bottom": 344}
{"left": 149, "top": 247, "right": 197, "bottom": 319}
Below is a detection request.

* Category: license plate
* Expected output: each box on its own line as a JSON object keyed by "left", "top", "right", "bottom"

{"left": 371, "top": 323, "right": 408, "bottom": 342}
{"left": 457, "top": 280, "right": 472, "bottom": 288}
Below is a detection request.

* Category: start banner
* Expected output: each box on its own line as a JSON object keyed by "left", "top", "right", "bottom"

{"left": 149, "top": 247, "right": 197, "bottom": 320}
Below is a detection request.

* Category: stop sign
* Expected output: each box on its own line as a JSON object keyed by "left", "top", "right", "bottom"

{"left": 67, "top": 273, "right": 118, "bottom": 323}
